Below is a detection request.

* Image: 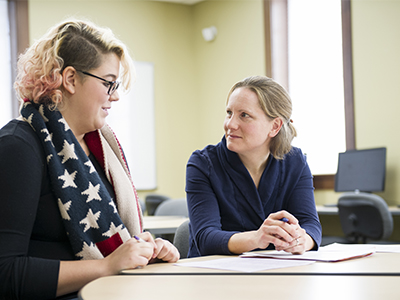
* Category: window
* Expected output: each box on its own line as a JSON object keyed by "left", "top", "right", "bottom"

{"left": 265, "top": 0, "right": 355, "bottom": 188}
{"left": 288, "top": 0, "right": 346, "bottom": 175}
{"left": 0, "top": 0, "right": 12, "bottom": 129}
{"left": 107, "top": 62, "right": 157, "bottom": 190}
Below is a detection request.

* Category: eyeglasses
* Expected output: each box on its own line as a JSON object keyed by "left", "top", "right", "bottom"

{"left": 77, "top": 70, "right": 120, "bottom": 95}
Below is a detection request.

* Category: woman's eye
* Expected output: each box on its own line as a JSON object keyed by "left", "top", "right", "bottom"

{"left": 241, "top": 112, "right": 249, "bottom": 118}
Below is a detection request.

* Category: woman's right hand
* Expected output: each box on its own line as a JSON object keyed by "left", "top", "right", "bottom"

{"left": 57, "top": 233, "right": 156, "bottom": 297}
{"left": 254, "top": 210, "right": 299, "bottom": 250}
{"left": 103, "top": 234, "right": 155, "bottom": 274}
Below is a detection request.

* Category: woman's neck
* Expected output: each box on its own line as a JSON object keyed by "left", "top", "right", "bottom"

{"left": 239, "top": 151, "right": 270, "bottom": 189}
{"left": 60, "top": 111, "right": 90, "bottom": 157}
{"left": 78, "top": 136, "right": 90, "bottom": 156}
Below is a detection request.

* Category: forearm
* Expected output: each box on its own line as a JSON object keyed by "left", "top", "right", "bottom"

{"left": 57, "top": 259, "right": 109, "bottom": 297}
{"left": 57, "top": 236, "right": 158, "bottom": 297}
{"left": 227, "top": 231, "right": 259, "bottom": 254}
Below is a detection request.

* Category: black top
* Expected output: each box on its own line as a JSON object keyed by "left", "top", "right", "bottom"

{"left": 0, "top": 120, "right": 115, "bottom": 299}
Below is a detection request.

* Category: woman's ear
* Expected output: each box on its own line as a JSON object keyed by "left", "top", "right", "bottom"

{"left": 62, "top": 66, "right": 77, "bottom": 95}
{"left": 269, "top": 117, "right": 284, "bottom": 138}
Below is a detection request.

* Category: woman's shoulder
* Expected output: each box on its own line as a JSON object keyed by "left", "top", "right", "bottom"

{"left": 264, "top": 147, "right": 311, "bottom": 186}
{"left": 286, "top": 146, "right": 305, "bottom": 157}
{"left": 0, "top": 119, "right": 44, "bottom": 158}
{"left": 186, "top": 140, "right": 226, "bottom": 176}
{"left": 189, "top": 140, "right": 221, "bottom": 161}
{"left": 1, "top": 119, "right": 34, "bottom": 137}
{"left": 280, "top": 146, "right": 308, "bottom": 167}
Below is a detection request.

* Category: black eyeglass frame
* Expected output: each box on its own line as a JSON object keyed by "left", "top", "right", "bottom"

{"left": 77, "top": 70, "right": 120, "bottom": 95}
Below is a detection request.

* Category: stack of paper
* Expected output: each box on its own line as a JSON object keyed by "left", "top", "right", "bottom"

{"left": 240, "top": 245, "right": 375, "bottom": 262}
{"left": 175, "top": 257, "right": 314, "bottom": 273}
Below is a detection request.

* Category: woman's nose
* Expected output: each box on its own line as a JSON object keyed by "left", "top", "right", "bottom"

{"left": 226, "top": 115, "right": 238, "bottom": 129}
{"left": 110, "top": 90, "right": 120, "bottom": 102}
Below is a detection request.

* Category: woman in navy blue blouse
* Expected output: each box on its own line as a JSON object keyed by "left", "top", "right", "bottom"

{"left": 186, "top": 76, "right": 322, "bottom": 258}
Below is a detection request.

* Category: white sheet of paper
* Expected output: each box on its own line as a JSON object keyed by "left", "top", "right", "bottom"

{"left": 241, "top": 243, "right": 376, "bottom": 262}
{"left": 175, "top": 257, "right": 314, "bottom": 273}
{"left": 321, "top": 242, "right": 400, "bottom": 253}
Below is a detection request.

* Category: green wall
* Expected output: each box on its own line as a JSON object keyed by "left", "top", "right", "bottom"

{"left": 28, "top": 0, "right": 400, "bottom": 209}
{"left": 351, "top": 0, "right": 400, "bottom": 206}
{"left": 28, "top": 0, "right": 265, "bottom": 201}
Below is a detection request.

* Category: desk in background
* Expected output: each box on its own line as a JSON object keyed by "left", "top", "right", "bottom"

{"left": 316, "top": 205, "right": 400, "bottom": 241}
{"left": 142, "top": 208, "right": 400, "bottom": 236}
{"left": 316, "top": 205, "right": 400, "bottom": 216}
{"left": 142, "top": 215, "right": 188, "bottom": 235}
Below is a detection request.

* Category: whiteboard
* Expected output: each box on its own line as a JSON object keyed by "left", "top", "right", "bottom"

{"left": 107, "top": 61, "right": 156, "bottom": 190}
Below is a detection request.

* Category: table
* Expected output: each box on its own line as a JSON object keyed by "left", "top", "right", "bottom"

{"left": 79, "top": 275, "right": 400, "bottom": 300}
{"left": 80, "top": 251, "right": 400, "bottom": 300}
{"left": 121, "top": 252, "right": 400, "bottom": 276}
{"left": 142, "top": 215, "right": 188, "bottom": 235}
{"left": 316, "top": 205, "right": 400, "bottom": 216}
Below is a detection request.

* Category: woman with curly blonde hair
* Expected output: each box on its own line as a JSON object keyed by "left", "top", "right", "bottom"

{"left": 186, "top": 76, "right": 322, "bottom": 258}
{"left": 0, "top": 19, "right": 179, "bottom": 299}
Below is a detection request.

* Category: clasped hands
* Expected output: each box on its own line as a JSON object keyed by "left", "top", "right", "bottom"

{"left": 256, "top": 211, "right": 308, "bottom": 254}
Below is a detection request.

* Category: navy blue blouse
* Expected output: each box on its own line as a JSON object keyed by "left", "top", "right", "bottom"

{"left": 185, "top": 136, "right": 322, "bottom": 257}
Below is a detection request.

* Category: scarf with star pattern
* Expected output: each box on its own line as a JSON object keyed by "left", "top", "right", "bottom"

{"left": 20, "top": 100, "right": 143, "bottom": 260}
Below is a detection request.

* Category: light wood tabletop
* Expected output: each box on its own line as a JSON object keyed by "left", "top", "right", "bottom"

{"left": 80, "top": 249, "right": 400, "bottom": 300}
{"left": 79, "top": 274, "right": 400, "bottom": 300}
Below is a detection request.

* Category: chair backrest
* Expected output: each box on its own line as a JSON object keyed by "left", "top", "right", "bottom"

{"left": 338, "top": 192, "right": 393, "bottom": 243}
{"left": 139, "top": 198, "right": 146, "bottom": 214}
{"left": 145, "top": 193, "right": 170, "bottom": 216}
{"left": 154, "top": 198, "right": 188, "bottom": 217}
{"left": 173, "top": 219, "right": 190, "bottom": 259}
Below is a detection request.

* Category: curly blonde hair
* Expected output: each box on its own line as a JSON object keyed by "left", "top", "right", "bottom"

{"left": 227, "top": 76, "right": 297, "bottom": 160}
{"left": 14, "top": 19, "right": 134, "bottom": 107}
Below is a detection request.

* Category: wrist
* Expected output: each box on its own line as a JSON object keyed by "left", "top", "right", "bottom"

{"left": 100, "top": 256, "right": 117, "bottom": 276}
{"left": 228, "top": 231, "right": 258, "bottom": 254}
{"left": 304, "top": 234, "right": 316, "bottom": 251}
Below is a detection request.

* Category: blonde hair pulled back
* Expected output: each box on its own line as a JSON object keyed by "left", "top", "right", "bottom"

{"left": 227, "top": 76, "right": 297, "bottom": 160}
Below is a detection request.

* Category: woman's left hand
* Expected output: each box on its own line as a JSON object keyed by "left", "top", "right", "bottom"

{"left": 272, "top": 213, "right": 315, "bottom": 254}
{"left": 274, "top": 224, "right": 307, "bottom": 254}
{"left": 149, "top": 238, "right": 180, "bottom": 263}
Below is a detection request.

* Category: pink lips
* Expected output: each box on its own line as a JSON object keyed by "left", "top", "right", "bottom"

{"left": 227, "top": 134, "right": 241, "bottom": 139}
{"left": 102, "top": 107, "right": 110, "bottom": 116}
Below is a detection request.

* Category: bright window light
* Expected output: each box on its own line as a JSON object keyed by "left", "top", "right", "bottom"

{"left": 288, "top": 0, "right": 346, "bottom": 175}
{"left": 0, "top": 0, "right": 12, "bottom": 129}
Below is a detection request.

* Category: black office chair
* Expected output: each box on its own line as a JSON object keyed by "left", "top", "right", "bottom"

{"left": 173, "top": 219, "right": 190, "bottom": 259}
{"left": 338, "top": 192, "right": 393, "bottom": 243}
{"left": 145, "top": 193, "right": 170, "bottom": 216}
